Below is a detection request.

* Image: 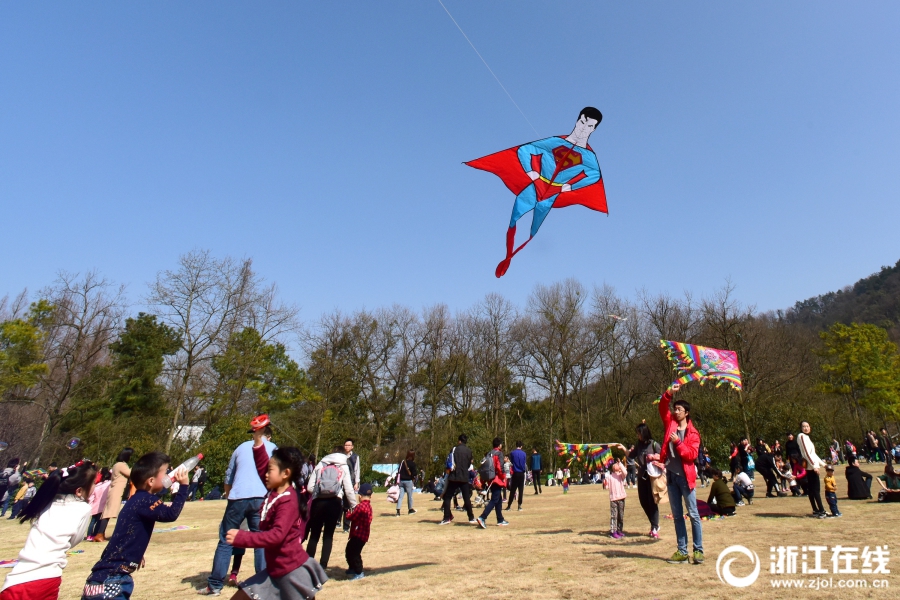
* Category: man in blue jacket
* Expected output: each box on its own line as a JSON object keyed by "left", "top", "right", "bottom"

{"left": 530, "top": 447, "right": 542, "bottom": 495}
{"left": 506, "top": 441, "right": 528, "bottom": 511}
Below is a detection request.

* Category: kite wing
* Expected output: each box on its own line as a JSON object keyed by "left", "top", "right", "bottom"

{"left": 660, "top": 340, "right": 743, "bottom": 393}
{"left": 466, "top": 139, "right": 608, "bottom": 214}
{"left": 554, "top": 440, "right": 616, "bottom": 468}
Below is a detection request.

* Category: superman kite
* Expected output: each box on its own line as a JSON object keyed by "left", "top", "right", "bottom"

{"left": 466, "top": 107, "right": 608, "bottom": 277}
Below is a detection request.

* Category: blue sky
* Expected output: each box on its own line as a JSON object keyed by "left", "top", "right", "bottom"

{"left": 2, "top": 2, "right": 899, "bottom": 320}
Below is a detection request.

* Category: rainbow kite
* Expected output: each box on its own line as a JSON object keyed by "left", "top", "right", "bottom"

{"left": 658, "top": 340, "right": 742, "bottom": 399}
{"left": 554, "top": 440, "right": 616, "bottom": 468}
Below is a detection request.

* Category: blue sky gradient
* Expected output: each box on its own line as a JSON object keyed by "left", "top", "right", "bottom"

{"left": 2, "top": 2, "right": 899, "bottom": 318}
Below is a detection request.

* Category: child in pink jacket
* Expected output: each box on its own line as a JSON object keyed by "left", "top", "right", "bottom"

{"left": 86, "top": 468, "right": 111, "bottom": 542}
{"left": 607, "top": 452, "right": 628, "bottom": 539}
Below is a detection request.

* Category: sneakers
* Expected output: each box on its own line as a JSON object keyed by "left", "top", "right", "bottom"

{"left": 649, "top": 529, "right": 660, "bottom": 540}
{"left": 609, "top": 531, "right": 618, "bottom": 539}
{"left": 468, "top": 519, "right": 478, "bottom": 524}
{"left": 349, "top": 572, "right": 365, "bottom": 580}
{"left": 85, "top": 536, "right": 94, "bottom": 542}
{"left": 475, "top": 517, "right": 486, "bottom": 529}
{"left": 497, "top": 520, "right": 509, "bottom": 526}
{"left": 439, "top": 518, "right": 453, "bottom": 525}
{"left": 394, "top": 511, "right": 401, "bottom": 517}
{"left": 345, "top": 569, "right": 357, "bottom": 576}
{"left": 408, "top": 509, "right": 417, "bottom": 515}
{"left": 667, "top": 551, "right": 690, "bottom": 564}
{"left": 746, "top": 498, "right": 753, "bottom": 505}
{"left": 816, "top": 512, "right": 827, "bottom": 519}
{"left": 517, "top": 506, "right": 522, "bottom": 511}
{"left": 197, "top": 587, "right": 221, "bottom": 596}
{"left": 736, "top": 501, "right": 745, "bottom": 506}
{"left": 693, "top": 550, "right": 705, "bottom": 564}
{"left": 226, "top": 574, "right": 238, "bottom": 587}
{"left": 611, "top": 531, "right": 624, "bottom": 539}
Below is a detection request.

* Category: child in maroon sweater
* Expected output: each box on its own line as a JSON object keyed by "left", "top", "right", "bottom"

{"left": 344, "top": 484, "right": 373, "bottom": 580}
{"left": 224, "top": 447, "right": 328, "bottom": 600}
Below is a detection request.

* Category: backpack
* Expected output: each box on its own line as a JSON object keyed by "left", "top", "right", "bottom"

{"left": 0, "top": 470, "right": 10, "bottom": 489}
{"left": 478, "top": 450, "right": 498, "bottom": 483}
{"left": 315, "top": 463, "right": 344, "bottom": 498}
{"left": 445, "top": 448, "right": 456, "bottom": 471}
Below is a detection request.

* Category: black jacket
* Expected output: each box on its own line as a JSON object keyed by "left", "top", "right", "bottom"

{"left": 399, "top": 460, "right": 418, "bottom": 481}
{"left": 845, "top": 465, "right": 873, "bottom": 499}
{"left": 448, "top": 444, "right": 473, "bottom": 483}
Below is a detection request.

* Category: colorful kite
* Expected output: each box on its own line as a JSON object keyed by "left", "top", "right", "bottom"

{"left": 554, "top": 440, "right": 616, "bottom": 469}
{"left": 466, "top": 107, "right": 608, "bottom": 277}
{"left": 659, "top": 340, "right": 742, "bottom": 397}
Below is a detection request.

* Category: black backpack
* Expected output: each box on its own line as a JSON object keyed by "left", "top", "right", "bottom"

{"left": 0, "top": 470, "right": 9, "bottom": 488}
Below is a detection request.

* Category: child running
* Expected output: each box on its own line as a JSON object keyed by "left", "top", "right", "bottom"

{"left": 344, "top": 483, "right": 373, "bottom": 580}
{"left": 607, "top": 454, "right": 628, "bottom": 539}
{"left": 225, "top": 446, "right": 328, "bottom": 600}
{"left": 82, "top": 452, "right": 189, "bottom": 600}
{"left": 823, "top": 465, "right": 841, "bottom": 517}
{"left": 1, "top": 462, "right": 97, "bottom": 600}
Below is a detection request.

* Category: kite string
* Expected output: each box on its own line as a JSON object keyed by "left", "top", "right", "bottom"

{"left": 437, "top": 0, "right": 539, "bottom": 136}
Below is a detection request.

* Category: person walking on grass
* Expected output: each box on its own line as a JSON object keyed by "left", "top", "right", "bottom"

{"left": 440, "top": 435, "right": 475, "bottom": 526}
{"left": 655, "top": 384, "right": 704, "bottom": 565}
{"left": 475, "top": 438, "right": 508, "bottom": 528}
{"left": 505, "top": 441, "right": 527, "bottom": 512}
{"left": 798, "top": 421, "right": 827, "bottom": 519}
{"left": 340, "top": 439, "right": 360, "bottom": 534}
{"left": 395, "top": 451, "right": 417, "bottom": 517}
{"left": 305, "top": 446, "right": 358, "bottom": 569}
{"left": 344, "top": 484, "right": 373, "bottom": 580}
{"left": 530, "top": 448, "right": 542, "bottom": 495}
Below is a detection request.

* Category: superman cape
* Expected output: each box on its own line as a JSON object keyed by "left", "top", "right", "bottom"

{"left": 465, "top": 138, "right": 608, "bottom": 213}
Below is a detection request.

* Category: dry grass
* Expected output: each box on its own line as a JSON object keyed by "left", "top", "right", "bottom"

{"left": 1, "top": 463, "right": 897, "bottom": 599}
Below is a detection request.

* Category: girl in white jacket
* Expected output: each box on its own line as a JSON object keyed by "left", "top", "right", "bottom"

{"left": 1, "top": 462, "right": 97, "bottom": 600}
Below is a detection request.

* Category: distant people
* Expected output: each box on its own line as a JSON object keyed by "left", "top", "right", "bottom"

{"left": 755, "top": 446, "right": 783, "bottom": 497}
{"left": 7, "top": 478, "right": 36, "bottom": 520}
{"left": 395, "top": 450, "right": 418, "bottom": 517}
{"left": 505, "top": 441, "right": 527, "bottom": 511}
{"left": 530, "top": 448, "right": 542, "bottom": 495}
{"left": 2, "top": 462, "right": 97, "bottom": 600}
{"left": 732, "top": 471, "right": 754, "bottom": 506}
{"left": 86, "top": 467, "right": 112, "bottom": 541}
{"left": 94, "top": 447, "right": 133, "bottom": 543}
{"left": 84, "top": 452, "right": 189, "bottom": 600}
{"left": 876, "top": 463, "right": 900, "bottom": 502}
{"left": 706, "top": 469, "right": 736, "bottom": 516}
{"left": 475, "top": 438, "right": 507, "bottom": 528}
{"left": 200, "top": 417, "right": 276, "bottom": 596}
{"left": 823, "top": 465, "right": 841, "bottom": 517}
{"left": 187, "top": 466, "right": 205, "bottom": 501}
{"left": 305, "top": 445, "right": 358, "bottom": 568}
{"left": 341, "top": 439, "right": 361, "bottom": 534}
{"left": 657, "top": 384, "right": 704, "bottom": 565}
{"left": 845, "top": 457, "right": 873, "bottom": 500}
{"left": 0, "top": 459, "right": 22, "bottom": 518}
{"left": 785, "top": 433, "right": 800, "bottom": 461}
{"left": 440, "top": 434, "right": 475, "bottom": 526}
{"left": 628, "top": 423, "right": 661, "bottom": 539}
{"left": 798, "top": 421, "right": 827, "bottom": 518}
{"left": 555, "top": 468, "right": 563, "bottom": 487}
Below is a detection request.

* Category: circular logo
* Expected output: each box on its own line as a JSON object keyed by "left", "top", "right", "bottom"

{"left": 716, "top": 545, "right": 761, "bottom": 588}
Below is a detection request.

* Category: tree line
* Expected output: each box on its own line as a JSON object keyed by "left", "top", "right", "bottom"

{"left": 2, "top": 250, "right": 898, "bottom": 487}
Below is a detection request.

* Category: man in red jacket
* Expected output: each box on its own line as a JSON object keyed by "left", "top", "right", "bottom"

{"left": 475, "top": 438, "right": 508, "bottom": 528}
{"left": 656, "top": 384, "right": 704, "bottom": 565}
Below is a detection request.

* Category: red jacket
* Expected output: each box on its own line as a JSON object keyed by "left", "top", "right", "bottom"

{"left": 658, "top": 390, "right": 701, "bottom": 490}
{"left": 487, "top": 449, "right": 507, "bottom": 488}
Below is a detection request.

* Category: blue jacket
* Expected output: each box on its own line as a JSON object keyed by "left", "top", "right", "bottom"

{"left": 225, "top": 439, "right": 277, "bottom": 500}
{"left": 510, "top": 448, "right": 528, "bottom": 474}
{"left": 529, "top": 453, "right": 542, "bottom": 471}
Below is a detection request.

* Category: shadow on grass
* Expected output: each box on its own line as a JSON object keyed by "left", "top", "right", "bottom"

{"left": 595, "top": 550, "right": 662, "bottom": 560}
{"left": 531, "top": 528, "right": 574, "bottom": 535}
{"left": 333, "top": 562, "right": 438, "bottom": 580}
{"left": 180, "top": 572, "right": 211, "bottom": 587}
{"left": 754, "top": 512, "right": 802, "bottom": 519}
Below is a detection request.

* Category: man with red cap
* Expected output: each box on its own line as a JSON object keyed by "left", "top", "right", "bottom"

{"left": 199, "top": 415, "right": 277, "bottom": 596}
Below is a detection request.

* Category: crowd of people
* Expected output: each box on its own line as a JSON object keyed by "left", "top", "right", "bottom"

{"left": 1, "top": 396, "right": 898, "bottom": 599}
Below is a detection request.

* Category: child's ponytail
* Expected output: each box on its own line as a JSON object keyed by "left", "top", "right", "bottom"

{"left": 18, "top": 461, "right": 97, "bottom": 524}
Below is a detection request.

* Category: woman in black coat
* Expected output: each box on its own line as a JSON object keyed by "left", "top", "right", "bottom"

{"left": 845, "top": 457, "right": 873, "bottom": 499}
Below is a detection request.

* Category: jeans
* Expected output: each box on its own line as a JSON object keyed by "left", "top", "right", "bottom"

{"left": 208, "top": 497, "right": 265, "bottom": 591}
{"left": 187, "top": 482, "right": 199, "bottom": 500}
{"left": 667, "top": 471, "right": 703, "bottom": 554}
{"left": 87, "top": 513, "right": 102, "bottom": 537}
{"left": 825, "top": 491, "right": 839, "bottom": 515}
{"left": 442, "top": 481, "right": 473, "bottom": 521}
{"left": 733, "top": 483, "right": 754, "bottom": 503}
{"left": 396, "top": 480, "right": 414, "bottom": 511}
{"left": 306, "top": 497, "right": 343, "bottom": 568}
{"left": 506, "top": 472, "right": 525, "bottom": 508}
{"left": 480, "top": 483, "right": 505, "bottom": 523}
{"left": 82, "top": 574, "right": 134, "bottom": 600}
{"left": 0, "top": 488, "right": 13, "bottom": 516}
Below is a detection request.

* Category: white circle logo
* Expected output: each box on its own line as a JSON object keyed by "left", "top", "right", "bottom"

{"left": 716, "top": 545, "right": 761, "bottom": 588}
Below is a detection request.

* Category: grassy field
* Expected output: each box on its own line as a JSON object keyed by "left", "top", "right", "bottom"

{"left": 1, "top": 463, "right": 896, "bottom": 599}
